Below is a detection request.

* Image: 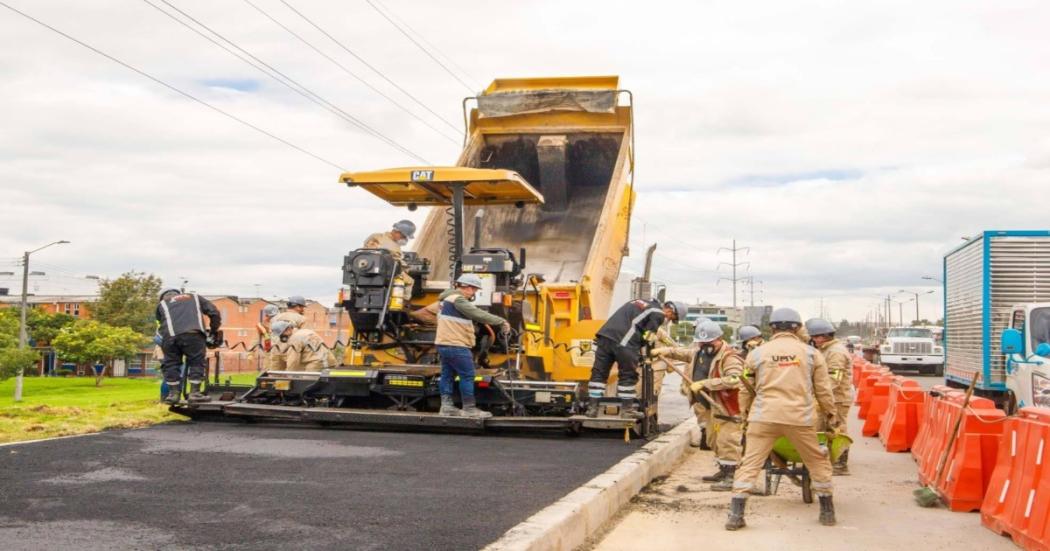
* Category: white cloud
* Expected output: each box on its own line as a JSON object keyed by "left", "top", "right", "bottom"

{"left": 2, "top": 0, "right": 1050, "bottom": 321}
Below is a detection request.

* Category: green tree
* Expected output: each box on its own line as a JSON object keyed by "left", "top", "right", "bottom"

{"left": 0, "top": 309, "right": 18, "bottom": 349}
{"left": 90, "top": 271, "right": 163, "bottom": 335}
{"left": 0, "top": 308, "right": 76, "bottom": 347}
{"left": 52, "top": 320, "right": 146, "bottom": 386}
{"left": 0, "top": 347, "right": 40, "bottom": 381}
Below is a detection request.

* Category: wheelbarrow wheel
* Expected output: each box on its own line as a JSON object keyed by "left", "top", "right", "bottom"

{"left": 801, "top": 471, "right": 813, "bottom": 504}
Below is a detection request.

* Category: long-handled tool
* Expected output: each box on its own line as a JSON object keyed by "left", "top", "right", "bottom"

{"left": 663, "top": 360, "right": 740, "bottom": 423}
{"left": 914, "top": 371, "right": 980, "bottom": 507}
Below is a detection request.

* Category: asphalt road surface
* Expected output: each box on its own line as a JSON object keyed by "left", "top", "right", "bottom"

{"left": 0, "top": 422, "right": 654, "bottom": 551}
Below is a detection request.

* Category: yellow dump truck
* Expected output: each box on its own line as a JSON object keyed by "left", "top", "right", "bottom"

{"left": 175, "top": 76, "right": 649, "bottom": 434}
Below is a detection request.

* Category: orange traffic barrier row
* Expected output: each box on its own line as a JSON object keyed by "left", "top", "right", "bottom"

{"left": 914, "top": 390, "right": 1005, "bottom": 512}
{"left": 878, "top": 377, "right": 926, "bottom": 452}
{"left": 981, "top": 408, "right": 1050, "bottom": 551}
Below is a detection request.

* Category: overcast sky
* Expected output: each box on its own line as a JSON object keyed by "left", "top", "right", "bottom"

{"left": 3, "top": 0, "right": 1049, "bottom": 322}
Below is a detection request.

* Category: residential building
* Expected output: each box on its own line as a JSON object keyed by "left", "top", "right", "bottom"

{"left": 0, "top": 293, "right": 96, "bottom": 319}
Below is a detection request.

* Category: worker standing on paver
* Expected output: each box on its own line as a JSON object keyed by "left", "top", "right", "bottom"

{"left": 586, "top": 300, "right": 686, "bottom": 419}
{"left": 737, "top": 325, "right": 764, "bottom": 354}
{"left": 268, "top": 297, "right": 306, "bottom": 371}
{"left": 271, "top": 320, "right": 335, "bottom": 372}
{"left": 436, "top": 274, "right": 510, "bottom": 419}
{"left": 156, "top": 289, "right": 222, "bottom": 404}
{"left": 727, "top": 307, "right": 840, "bottom": 531}
{"left": 655, "top": 320, "right": 745, "bottom": 490}
{"left": 364, "top": 219, "right": 417, "bottom": 297}
{"left": 806, "top": 317, "right": 854, "bottom": 475}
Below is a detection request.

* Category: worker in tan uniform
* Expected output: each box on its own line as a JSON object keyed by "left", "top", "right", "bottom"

{"left": 727, "top": 307, "right": 840, "bottom": 531}
{"left": 806, "top": 318, "right": 853, "bottom": 475}
{"left": 363, "top": 219, "right": 417, "bottom": 297}
{"left": 271, "top": 320, "right": 335, "bottom": 372}
{"left": 655, "top": 320, "right": 745, "bottom": 490}
{"left": 267, "top": 296, "right": 306, "bottom": 371}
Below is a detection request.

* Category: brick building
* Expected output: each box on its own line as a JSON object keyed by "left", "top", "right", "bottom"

{"left": 0, "top": 294, "right": 96, "bottom": 319}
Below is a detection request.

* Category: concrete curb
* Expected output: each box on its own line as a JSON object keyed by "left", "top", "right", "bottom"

{"left": 483, "top": 419, "right": 698, "bottom": 551}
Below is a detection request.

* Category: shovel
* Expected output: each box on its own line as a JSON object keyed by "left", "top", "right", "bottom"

{"left": 913, "top": 371, "right": 980, "bottom": 507}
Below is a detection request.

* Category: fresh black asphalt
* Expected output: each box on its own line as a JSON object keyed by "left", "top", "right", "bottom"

{"left": 0, "top": 423, "right": 644, "bottom": 551}
{"left": 0, "top": 376, "right": 692, "bottom": 550}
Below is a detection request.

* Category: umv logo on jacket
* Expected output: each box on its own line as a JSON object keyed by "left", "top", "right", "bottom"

{"left": 771, "top": 354, "right": 801, "bottom": 368}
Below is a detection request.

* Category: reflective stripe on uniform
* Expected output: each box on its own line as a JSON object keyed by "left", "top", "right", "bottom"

{"left": 749, "top": 348, "right": 764, "bottom": 420}
{"left": 619, "top": 307, "right": 662, "bottom": 346}
{"left": 803, "top": 347, "right": 816, "bottom": 426}
{"left": 159, "top": 301, "right": 175, "bottom": 337}
{"left": 192, "top": 293, "right": 206, "bottom": 334}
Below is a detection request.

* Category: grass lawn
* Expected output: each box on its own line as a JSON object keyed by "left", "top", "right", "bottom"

{"left": 0, "top": 373, "right": 261, "bottom": 444}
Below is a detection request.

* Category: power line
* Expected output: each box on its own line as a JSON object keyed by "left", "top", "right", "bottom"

{"left": 278, "top": 0, "right": 463, "bottom": 135}
{"left": 717, "top": 239, "right": 750, "bottom": 309}
{"left": 364, "top": 0, "right": 475, "bottom": 94}
{"left": 370, "top": 0, "right": 482, "bottom": 89}
{"left": 142, "top": 0, "right": 431, "bottom": 162}
{"left": 0, "top": 0, "right": 346, "bottom": 171}
{"left": 242, "top": 0, "right": 457, "bottom": 147}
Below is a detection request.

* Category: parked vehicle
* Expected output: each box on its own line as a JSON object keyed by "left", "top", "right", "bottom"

{"left": 943, "top": 230, "right": 1050, "bottom": 412}
{"left": 879, "top": 327, "right": 944, "bottom": 375}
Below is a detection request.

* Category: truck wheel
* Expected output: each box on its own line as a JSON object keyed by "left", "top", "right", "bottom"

{"left": 1005, "top": 391, "right": 1018, "bottom": 415}
{"left": 934, "top": 364, "right": 944, "bottom": 377}
{"left": 918, "top": 365, "right": 933, "bottom": 376}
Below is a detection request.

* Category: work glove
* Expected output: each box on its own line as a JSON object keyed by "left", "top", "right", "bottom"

{"left": 650, "top": 347, "right": 672, "bottom": 357}
{"left": 826, "top": 413, "right": 844, "bottom": 435}
{"left": 644, "top": 331, "right": 657, "bottom": 345}
{"left": 689, "top": 380, "right": 710, "bottom": 394}
{"left": 500, "top": 321, "right": 511, "bottom": 334}
{"left": 679, "top": 380, "right": 691, "bottom": 397}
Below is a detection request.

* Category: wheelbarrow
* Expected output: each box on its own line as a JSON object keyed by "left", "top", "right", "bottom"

{"left": 763, "top": 432, "right": 852, "bottom": 503}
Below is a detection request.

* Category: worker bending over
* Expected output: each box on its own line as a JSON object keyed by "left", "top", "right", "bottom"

{"left": 271, "top": 320, "right": 335, "bottom": 372}
{"left": 806, "top": 318, "right": 853, "bottom": 475}
{"left": 156, "top": 289, "right": 222, "bottom": 404}
{"left": 655, "top": 320, "right": 744, "bottom": 490}
{"left": 586, "top": 299, "right": 686, "bottom": 419}
{"left": 436, "top": 274, "right": 510, "bottom": 419}
{"left": 727, "top": 307, "right": 840, "bottom": 531}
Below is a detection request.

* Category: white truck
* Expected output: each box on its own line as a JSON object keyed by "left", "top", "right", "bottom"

{"left": 879, "top": 327, "right": 944, "bottom": 376}
{"left": 943, "top": 230, "right": 1050, "bottom": 412}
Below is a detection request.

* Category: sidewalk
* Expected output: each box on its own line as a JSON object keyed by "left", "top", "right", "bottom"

{"left": 586, "top": 405, "right": 1016, "bottom": 551}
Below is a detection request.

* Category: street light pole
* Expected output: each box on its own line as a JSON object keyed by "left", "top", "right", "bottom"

{"left": 15, "top": 240, "right": 70, "bottom": 402}
{"left": 899, "top": 290, "right": 921, "bottom": 325}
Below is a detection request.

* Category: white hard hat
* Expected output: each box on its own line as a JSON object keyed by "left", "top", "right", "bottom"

{"left": 455, "top": 274, "right": 484, "bottom": 289}
{"left": 805, "top": 318, "right": 836, "bottom": 337}
{"left": 693, "top": 320, "right": 724, "bottom": 343}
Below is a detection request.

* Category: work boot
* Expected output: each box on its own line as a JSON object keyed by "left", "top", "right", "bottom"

{"left": 833, "top": 449, "right": 850, "bottom": 476}
{"left": 461, "top": 398, "right": 492, "bottom": 419}
{"left": 710, "top": 465, "right": 736, "bottom": 492}
{"left": 701, "top": 464, "right": 728, "bottom": 483}
{"left": 818, "top": 495, "right": 837, "bottom": 526}
{"left": 188, "top": 381, "right": 211, "bottom": 403}
{"left": 163, "top": 385, "right": 181, "bottom": 405}
{"left": 439, "top": 395, "right": 463, "bottom": 417}
{"left": 725, "top": 497, "right": 747, "bottom": 531}
{"left": 584, "top": 397, "right": 600, "bottom": 418}
{"left": 620, "top": 399, "right": 644, "bottom": 419}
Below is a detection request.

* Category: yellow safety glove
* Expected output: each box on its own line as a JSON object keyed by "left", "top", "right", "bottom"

{"left": 689, "top": 380, "right": 709, "bottom": 394}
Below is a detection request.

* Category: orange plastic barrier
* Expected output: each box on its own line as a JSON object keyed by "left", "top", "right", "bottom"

{"left": 911, "top": 385, "right": 952, "bottom": 462}
{"left": 981, "top": 408, "right": 1050, "bottom": 551}
{"left": 936, "top": 393, "right": 1005, "bottom": 512}
{"left": 857, "top": 371, "right": 892, "bottom": 420}
{"left": 862, "top": 376, "right": 895, "bottom": 436}
{"left": 878, "top": 378, "right": 925, "bottom": 452}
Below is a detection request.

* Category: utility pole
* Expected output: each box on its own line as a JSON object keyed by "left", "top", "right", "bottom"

{"left": 15, "top": 240, "right": 70, "bottom": 402}
{"left": 717, "top": 239, "right": 750, "bottom": 309}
